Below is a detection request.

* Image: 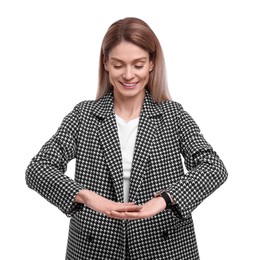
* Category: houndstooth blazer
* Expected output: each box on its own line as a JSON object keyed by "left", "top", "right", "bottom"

{"left": 26, "top": 90, "right": 228, "bottom": 259}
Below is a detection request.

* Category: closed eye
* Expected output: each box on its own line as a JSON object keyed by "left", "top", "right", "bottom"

{"left": 113, "top": 65, "right": 123, "bottom": 69}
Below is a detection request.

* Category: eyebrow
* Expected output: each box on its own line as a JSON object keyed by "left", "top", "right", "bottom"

{"left": 110, "top": 57, "right": 148, "bottom": 63}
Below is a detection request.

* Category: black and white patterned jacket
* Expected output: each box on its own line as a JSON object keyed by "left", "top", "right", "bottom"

{"left": 26, "top": 90, "right": 228, "bottom": 259}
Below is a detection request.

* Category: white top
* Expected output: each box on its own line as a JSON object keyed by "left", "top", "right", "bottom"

{"left": 115, "top": 114, "right": 139, "bottom": 203}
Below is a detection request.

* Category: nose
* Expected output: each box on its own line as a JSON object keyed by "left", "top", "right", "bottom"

{"left": 123, "top": 66, "right": 134, "bottom": 80}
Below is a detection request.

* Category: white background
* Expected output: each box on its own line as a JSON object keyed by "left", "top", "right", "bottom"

{"left": 1, "top": 0, "right": 254, "bottom": 259}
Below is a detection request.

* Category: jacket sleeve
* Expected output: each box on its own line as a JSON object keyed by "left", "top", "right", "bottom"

{"left": 25, "top": 103, "right": 84, "bottom": 217}
{"left": 168, "top": 104, "right": 228, "bottom": 219}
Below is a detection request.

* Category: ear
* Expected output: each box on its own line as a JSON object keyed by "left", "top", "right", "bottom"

{"left": 149, "top": 61, "right": 154, "bottom": 72}
{"left": 103, "top": 57, "right": 109, "bottom": 71}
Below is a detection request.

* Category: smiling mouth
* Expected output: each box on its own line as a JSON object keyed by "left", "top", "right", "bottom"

{"left": 121, "top": 82, "right": 138, "bottom": 88}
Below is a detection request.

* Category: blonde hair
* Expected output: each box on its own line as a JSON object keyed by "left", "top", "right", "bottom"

{"left": 96, "top": 17, "right": 171, "bottom": 102}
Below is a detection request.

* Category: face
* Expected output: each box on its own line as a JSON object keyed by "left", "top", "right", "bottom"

{"left": 104, "top": 41, "right": 153, "bottom": 100}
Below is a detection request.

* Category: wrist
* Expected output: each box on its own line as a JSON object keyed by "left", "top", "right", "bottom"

{"left": 74, "top": 189, "right": 90, "bottom": 204}
{"left": 154, "top": 190, "right": 175, "bottom": 210}
{"left": 154, "top": 195, "right": 168, "bottom": 211}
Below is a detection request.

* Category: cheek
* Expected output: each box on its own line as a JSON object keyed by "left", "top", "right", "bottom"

{"left": 108, "top": 71, "right": 120, "bottom": 87}
{"left": 108, "top": 70, "right": 120, "bottom": 80}
{"left": 140, "top": 70, "right": 150, "bottom": 81}
{"left": 139, "top": 65, "right": 151, "bottom": 78}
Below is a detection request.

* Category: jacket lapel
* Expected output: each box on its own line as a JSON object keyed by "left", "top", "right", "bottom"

{"left": 129, "top": 91, "right": 162, "bottom": 202}
{"left": 92, "top": 92, "right": 124, "bottom": 202}
{"left": 91, "top": 91, "right": 162, "bottom": 203}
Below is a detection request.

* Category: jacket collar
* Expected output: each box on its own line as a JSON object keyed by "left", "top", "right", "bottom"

{"left": 91, "top": 90, "right": 162, "bottom": 119}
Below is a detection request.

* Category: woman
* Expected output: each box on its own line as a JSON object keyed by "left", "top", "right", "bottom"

{"left": 26, "top": 17, "right": 228, "bottom": 259}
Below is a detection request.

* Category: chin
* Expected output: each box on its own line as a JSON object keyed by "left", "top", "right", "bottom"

{"left": 116, "top": 87, "right": 145, "bottom": 98}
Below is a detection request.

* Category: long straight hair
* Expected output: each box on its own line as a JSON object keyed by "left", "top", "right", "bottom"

{"left": 96, "top": 17, "right": 171, "bottom": 102}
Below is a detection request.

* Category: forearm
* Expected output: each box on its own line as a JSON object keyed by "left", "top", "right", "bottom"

{"left": 74, "top": 189, "right": 90, "bottom": 204}
{"left": 169, "top": 153, "right": 228, "bottom": 219}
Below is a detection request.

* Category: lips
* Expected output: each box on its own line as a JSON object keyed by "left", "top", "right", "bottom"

{"left": 121, "top": 82, "right": 138, "bottom": 88}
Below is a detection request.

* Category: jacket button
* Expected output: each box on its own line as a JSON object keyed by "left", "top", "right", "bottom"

{"left": 86, "top": 234, "right": 94, "bottom": 242}
{"left": 162, "top": 231, "right": 169, "bottom": 240}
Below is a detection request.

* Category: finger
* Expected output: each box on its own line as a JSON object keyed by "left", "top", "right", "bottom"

{"left": 107, "top": 211, "right": 130, "bottom": 220}
{"left": 115, "top": 205, "right": 143, "bottom": 212}
{"left": 110, "top": 211, "right": 146, "bottom": 220}
{"left": 120, "top": 202, "right": 136, "bottom": 206}
{"left": 122, "top": 211, "right": 144, "bottom": 220}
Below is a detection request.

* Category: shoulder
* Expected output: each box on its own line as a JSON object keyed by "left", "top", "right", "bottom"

{"left": 68, "top": 92, "right": 113, "bottom": 123}
{"left": 74, "top": 100, "right": 95, "bottom": 112}
{"left": 159, "top": 100, "right": 198, "bottom": 126}
{"left": 159, "top": 100, "right": 184, "bottom": 118}
{"left": 69, "top": 100, "right": 97, "bottom": 123}
{"left": 159, "top": 100, "right": 202, "bottom": 134}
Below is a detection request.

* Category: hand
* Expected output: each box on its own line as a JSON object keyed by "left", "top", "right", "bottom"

{"left": 75, "top": 189, "right": 143, "bottom": 218}
{"left": 109, "top": 196, "right": 166, "bottom": 220}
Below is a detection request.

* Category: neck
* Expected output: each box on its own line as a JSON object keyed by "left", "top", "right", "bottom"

{"left": 113, "top": 90, "right": 145, "bottom": 121}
